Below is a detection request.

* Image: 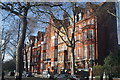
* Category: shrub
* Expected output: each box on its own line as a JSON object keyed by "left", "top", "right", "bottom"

{"left": 93, "top": 65, "right": 103, "bottom": 76}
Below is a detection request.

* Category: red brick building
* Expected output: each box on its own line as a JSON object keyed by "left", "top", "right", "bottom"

{"left": 29, "top": 32, "right": 45, "bottom": 73}
{"left": 42, "top": 18, "right": 58, "bottom": 73}
{"left": 25, "top": 2, "right": 118, "bottom": 74}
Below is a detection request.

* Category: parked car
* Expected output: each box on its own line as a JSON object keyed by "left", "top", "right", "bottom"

{"left": 8, "top": 71, "right": 15, "bottom": 76}
{"left": 69, "top": 75, "right": 81, "bottom": 80}
{"left": 56, "top": 74, "right": 70, "bottom": 79}
{"left": 57, "top": 74, "right": 66, "bottom": 78}
{"left": 23, "top": 72, "right": 34, "bottom": 77}
{"left": 53, "top": 74, "right": 59, "bottom": 78}
{"left": 22, "top": 71, "right": 26, "bottom": 76}
{"left": 42, "top": 71, "right": 50, "bottom": 78}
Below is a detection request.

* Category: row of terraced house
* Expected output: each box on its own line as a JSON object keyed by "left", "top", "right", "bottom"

{"left": 23, "top": 2, "right": 118, "bottom": 74}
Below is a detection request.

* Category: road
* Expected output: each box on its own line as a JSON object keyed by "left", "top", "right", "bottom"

{"left": 4, "top": 76, "right": 66, "bottom": 80}
{"left": 5, "top": 77, "right": 53, "bottom": 80}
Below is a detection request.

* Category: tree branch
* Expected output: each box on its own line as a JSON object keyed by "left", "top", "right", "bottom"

{"left": 55, "top": 30, "right": 71, "bottom": 47}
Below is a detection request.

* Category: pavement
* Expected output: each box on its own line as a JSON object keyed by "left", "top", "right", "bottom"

{"left": 4, "top": 76, "right": 67, "bottom": 80}
{"left": 4, "top": 77, "right": 54, "bottom": 80}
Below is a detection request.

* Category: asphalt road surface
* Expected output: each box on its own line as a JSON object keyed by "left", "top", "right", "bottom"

{"left": 4, "top": 77, "right": 66, "bottom": 80}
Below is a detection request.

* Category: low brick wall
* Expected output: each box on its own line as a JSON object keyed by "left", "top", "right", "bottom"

{"left": 113, "top": 78, "right": 120, "bottom": 80}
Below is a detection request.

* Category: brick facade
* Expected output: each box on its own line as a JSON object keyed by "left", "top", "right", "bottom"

{"left": 25, "top": 2, "right": 118, "bottom": 74}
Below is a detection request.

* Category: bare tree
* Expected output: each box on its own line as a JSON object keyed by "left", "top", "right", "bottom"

{"left": 1, "top": 27, "right": 12, "bottom": 61}
{"left": 33, "top": 2, "right": 118, "bottom": 75}
{"left": 34, "top": 2, "right": 81, "bottom": 75}
{"left": 0, "top": 2, "right": 62, "bottom": 80}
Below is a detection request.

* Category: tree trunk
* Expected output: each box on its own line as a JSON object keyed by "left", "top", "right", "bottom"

{"left": 30, "top": 44, "right": 32, "bottom": 72}
{"left": 16, "top": 13, "right": 27, "bottom": 80}
{"left": 25, "top": 46, "right": 28, "bottom": 72}
{"left": 70, "top": 2, "right": 76, "bottom": 75}
{"left": 71, "top": 47, "right": 75, "bottom": 75}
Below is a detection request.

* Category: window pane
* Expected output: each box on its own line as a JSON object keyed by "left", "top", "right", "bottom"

{"left": 78, "top": 35, "right": 81, "bottom": 40}
{"left": 79, "top": 13, "right": 82, "bottom": 21}
{"left": 84, "top": 31, "right": 87, "bottom": 40}
{"left": 89, "top": 45, "right": 94, "bottom": 59}
{"left": 84, "top": 46, "right": 87, "bottom": 59}
{"left": 88, "top": 30, "right": 93, "bottom": 39}
{"left": 78, "top": 48, "right": 80, "bottom": 58}
{"left": 83, "top": 22, "right": 86, "bottom": 26}
{"left": 91, "top": 19, "right": 94, "bottom": 24}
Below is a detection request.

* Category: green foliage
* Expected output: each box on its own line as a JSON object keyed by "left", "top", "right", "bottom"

{"left": 111, "top": 65, "right": 120, "bottom": 77}
{"left": 93, "top": 65, "right": 103, "bottom": 76}
{"left": 103, "top": 52, "right": 112, "bottom": 74}
{"left": 103, "top": 50, "right": 120, "bottom": 77}
{"left": 95, "top": 76, "right": 101, "bottom": 80}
